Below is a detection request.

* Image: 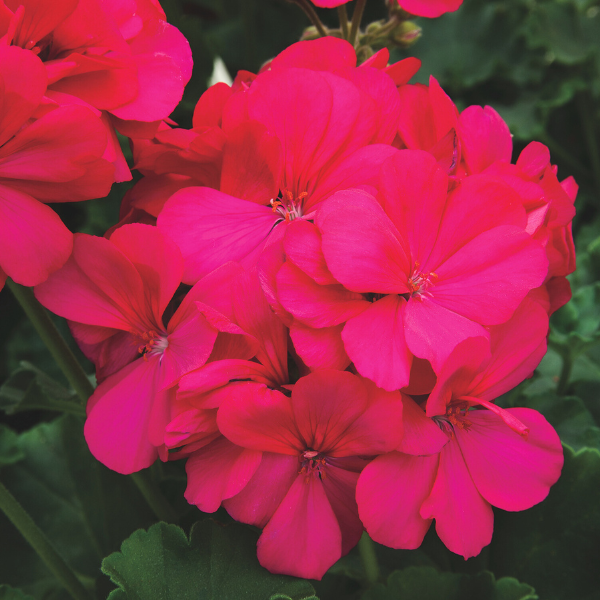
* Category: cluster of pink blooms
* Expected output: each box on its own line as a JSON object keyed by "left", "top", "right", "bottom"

{"left": 0, "top": 0, "right": 191, "bottom": 291}
{"left": 1, "top": 0, "right": 574, "bottom": 580}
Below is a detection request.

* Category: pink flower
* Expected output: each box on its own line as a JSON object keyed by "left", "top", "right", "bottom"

{"left": 0, "top": 45, "right": 115, "bottom": 287}
{"left": 356, "top": 298, "right": 563, "bottom": 558}
{"left": 277, "top": 150, "right": 548, "bottom": 390}
{"left": 218, "top": 370, "right": 404, "bottom": 579}
{"left": 35, "top": 224, "right": 252, "bottom": 473}
{"left": 157, "top": 39, "right": 403, "bottom": 283}
{"left": 1, "top": 0, "right": 192, "bottom": 124}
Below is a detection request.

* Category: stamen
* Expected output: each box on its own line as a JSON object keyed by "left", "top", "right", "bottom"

{"left": 457, "top": 395, "right": 530, "bottom": 438}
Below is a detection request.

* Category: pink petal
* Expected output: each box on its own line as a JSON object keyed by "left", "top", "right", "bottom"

{"left": 404, "top": 297, "right": 488, "bottom": 371}
{"left": 184, "top": 437, "right": 262, "bottom": 513}
{"left": 456, "top": 408, "right": 563, "bottom": 511}
{"left": 343, "top": 295, "right": 413, "bottom": 392}
{"left": 357, "top": 452, "right": 438, "bottom": 549}
{"left": 276, "top": 261, "right": 368, "bottom": 328}
{"left": 9, "top": 0, "right": 78, "bottom": 49}
{"left": 160, "top": 308, "right": 219, "bottom": 388}
{"left": 217, "top": 383, "right": 303, "bottom": 455}
{"left": 432, "top": 226, "right": 548, "bottom": 325}
{"left": 35, "top": 233, "right": 148, "bottom": 331}
{"left": 192, "top": 82, "right": 232, "bottom": 129}
{"left": 290, "top": 321, "right": 351, "bottom": 371}
{"left": 0, "top": 104, "right": 110, "bottom": 187}
{"left": 109, "top": 224, "right": 183, "bottom": 326}
{"left": 110, "top": 22, "right": 192, "bottom": 121}
{"left": 317, "top": 190, "right": 410, "bottom": 294}
{"left": 284, "top": 220, "right": 337, "bottom": 285}
{"left": 291, "top": 370, "right": 404, "bottom": 456}
{"left": 516, "top": 141, "right": 550, "bottom": 178}
{"left": 247, "top": 69, "right": 369, "bottom": 194}
{"left": 224, "top": 452, "right": 299, "bottom": 527}
{"left": 157, "top": 187, "right": 279, "bottom": 284}
{"left": 321, "top": 463, "right": 364, "bottom": 555}
{"left": 257, "top": 474, "right": 341, "bottom": 580}
{"left": 398, "top": 0, "right": 462, "bottom": 17}
{"left": 229, "top": 268, "right": 288, "bottom": 384}
{"left": 420, "top": 439, "right": 494, "bottom": 559}
{"left": 84, "top": 357, "right": 162, "bottom": 474}
{"left": 459, "top": 105, "right": 512, "bottom": 174}
{"left": 399, "top": 396, "right": 449, "bottom": 455}
{"left": 306, "top": 144, "right": 398, "bottom": 212}
{"left": 0, "top": 46, "right": 47, "bottom": 147}
{"left": 269, "top": 37, "right": 356, "bottom": 71}
{"left": 423, "top": 175, "right": 527, "bottom": 269}
{"left": 377, "top": 150, "right": 448, "bottom": 263}
{"left": 0, "top": 186, "right": 72, "bottom": 286}
{"left": 220, "top": 121, "right": 282, "bottom": 204}
{"left": 470, "top": 297, "right": 548, "bottom": 401}
{"left": 384, "top": 57, "right": 421, "bottom": 86}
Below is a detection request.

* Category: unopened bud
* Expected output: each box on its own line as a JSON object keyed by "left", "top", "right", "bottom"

{"left": 300, "top": 25, "right": 320, "bottom": 41}
{"left": 392, "top": 20, "right": 421, "bottom": 47}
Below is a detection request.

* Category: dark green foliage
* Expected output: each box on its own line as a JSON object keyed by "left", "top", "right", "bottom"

{"left": 102, "top": 520, "right": 318, "bottom": 600}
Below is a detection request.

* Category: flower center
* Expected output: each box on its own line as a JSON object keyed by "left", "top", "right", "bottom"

{"left": 408, "top": 262, "right": 438, "bottom": 300}
{"left": 432, "top": 402, "right": 472, "bottom": 437}
{"left": 298, "top": 449, "right": 327, "bottom": 481}
{"left": 136, "top": 330, "right": 169, "bottom": 360}
{"left": 270, "top": 189, "right": 307, "bottom": 222}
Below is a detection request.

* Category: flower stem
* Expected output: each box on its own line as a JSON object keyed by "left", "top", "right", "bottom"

{"left": 557, "top": 352, "right": 573, "bottom": 396}
{"left": 131, "top": 471, "right": 179, "bottom": 524}
{"left": 349, "top": 0, "right": 367, "bottom": 46}
{"left": 577, "top": 93, "right": 600, "bottom": 201}
{"left": 0, "top": 480, "right": 92, "bottom": 600}
{"left": 293, "top": 0, "right": 328, "bottom": 37}
{"left": 7, "top": 280, "right": 94, "bottom": 405}
{"left": 338, "top": 4, "right": 349, "bottom": 38}
{"left": 358, "top": 531, "right": 380, "bottom": 586}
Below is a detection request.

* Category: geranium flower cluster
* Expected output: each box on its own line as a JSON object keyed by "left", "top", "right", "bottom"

{"left": 0, "top": 0, "right": 191, "bottom": 291}
{"left": 33, "top": 37, "right": 573, "bottom": 580}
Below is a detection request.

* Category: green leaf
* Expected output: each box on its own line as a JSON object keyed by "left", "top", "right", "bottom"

{"left": 525, "top": 1, "right": 594, "bottom": 65}
{"left": 360, "top": 567, "right": 537, "bottom": 600}
{"left": 0, "top": 586, "right": 36, "bottom": 600}
{"left": 102, "top": 520, "right": 318, "bottom": 600}
{"left": 490, "top": 446, "right": 600, "bottom": 600}
{"left": 0, "top": 425, "right": 24, "bottom": 467}
{"left": 0, "top": 362, "right": 85, "bottom": 416}
{"left": 523, "top": 393, "right": 600, "bottom": 450}
{"left": 0, "top": 415, "right": 156, "bottom": 599}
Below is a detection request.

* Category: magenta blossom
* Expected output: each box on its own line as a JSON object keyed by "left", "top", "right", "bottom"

{"left": 217, "top": 370, "right": 404, "bottom": 579}
{"left": 356, "top": 298, "right": 563, "bottom": 558}
{"left": 35, "top": 225, "right": 253, "bottom": 473}
{"left": 277, "top": 149, "right": 548, "bottom": 391}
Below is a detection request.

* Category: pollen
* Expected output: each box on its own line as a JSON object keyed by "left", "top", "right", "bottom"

{"left": 136, "top": 330, "right": 169, "bottom": 360}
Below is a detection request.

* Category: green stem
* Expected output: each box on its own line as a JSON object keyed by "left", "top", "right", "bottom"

{"left": 7, "top": 280, "right": 94, "bottom": 404}
{"left": 349, "top": 0, "right": 367, "bottom": 46}
{"left": 577, "top": 94, "right": 600, "bottom": 201}
{"left": 293, "top": 0, "right": 328, "bottom": 37}
{"left": 358, "top": 531, "right": 380, "bottom": 587}
{"left": 557, "top": 352, "right": 573, "bottom": 396}
{"left": 338, "top": 4, "right": 349, "bottom": 38}
{"left": 0, "top": 481, "right": 91, "bottom": 600}
{"left": 131, "top": 471, "right": 179, "bottom": 524}
{"left": 7, "top": 279, "right": 178, "bottom": 524}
